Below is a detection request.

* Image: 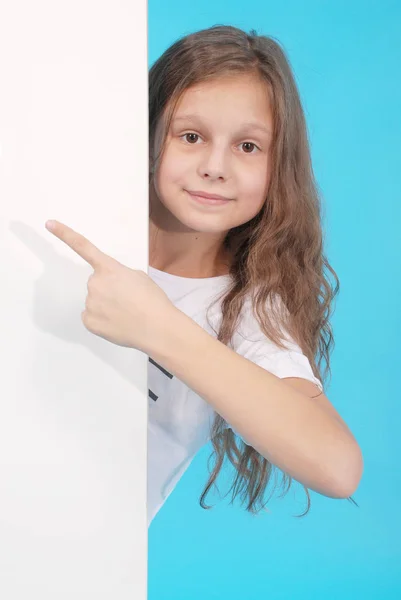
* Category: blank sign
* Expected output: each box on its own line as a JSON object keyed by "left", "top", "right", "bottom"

{"left": 0, "top": 1, "right": 148, "bottom": 597}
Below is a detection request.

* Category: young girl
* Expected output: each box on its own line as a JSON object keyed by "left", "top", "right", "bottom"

{"left": 46, "top": 25, "right": 363, "bottom": 528}
{"left": 146, "top": 25, "right": 363, "bottom": 525}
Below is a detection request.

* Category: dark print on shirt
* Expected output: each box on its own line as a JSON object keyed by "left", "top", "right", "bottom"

{"left": 148, "top": 356, "right": 173, "bottom": 401}
{"left": 148, "top": 354, "right": 214, "bottom": 448}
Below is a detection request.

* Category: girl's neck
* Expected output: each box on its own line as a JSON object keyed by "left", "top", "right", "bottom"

{"left": 148, "top": 253, "right": 232, "bottom": 279}
{"left": 149, "top": 214, "right": 232, "bottom": 278}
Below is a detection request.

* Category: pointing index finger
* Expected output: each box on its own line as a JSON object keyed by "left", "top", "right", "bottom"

{"left": 45, "top": 220, "right": 112, "bottom": 269}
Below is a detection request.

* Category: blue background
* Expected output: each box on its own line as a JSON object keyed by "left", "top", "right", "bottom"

{"left": 148, "top": 1, "right": 401, "bottom": 598}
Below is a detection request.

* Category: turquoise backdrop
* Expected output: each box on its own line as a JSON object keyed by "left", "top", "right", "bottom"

{"left": 148, "top": 2, "right": 401, "bottom": 598}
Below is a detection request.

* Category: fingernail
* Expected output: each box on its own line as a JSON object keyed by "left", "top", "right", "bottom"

{"left": 45, "top": 220, "right": 56, "bottom": 231}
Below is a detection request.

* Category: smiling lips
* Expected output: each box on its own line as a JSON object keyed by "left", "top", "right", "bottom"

{"left": 186, "top": 190, "right": 233, "bottom": 205}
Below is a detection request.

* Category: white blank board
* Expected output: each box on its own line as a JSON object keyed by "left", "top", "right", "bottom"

{"left": 0, "top": 1, "right": 148, "bottom": 597}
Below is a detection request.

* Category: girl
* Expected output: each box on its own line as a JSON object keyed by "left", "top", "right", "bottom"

{"left": 46, "top": 25, "right": 363, "bottom": 527}
{"left": 146, "top": 25, "right": 363, "bottom": 525}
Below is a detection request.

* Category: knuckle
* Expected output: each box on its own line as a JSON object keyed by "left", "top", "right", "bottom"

{"left": 82, "top": 311, "right": 100, "bottom": 335}
{"left": 82, "top": 311, "right": 92, "bottom": 329}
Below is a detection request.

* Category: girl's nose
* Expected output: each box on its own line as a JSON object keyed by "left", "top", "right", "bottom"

{"left": 197, "top": 147, "right": 229, "bottom": 181}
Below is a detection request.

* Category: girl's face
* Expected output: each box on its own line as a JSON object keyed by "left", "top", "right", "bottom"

{"left": 153, "top": 72, "right": 274, "bottom": 235}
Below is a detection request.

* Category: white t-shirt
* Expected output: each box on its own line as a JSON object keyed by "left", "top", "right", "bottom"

{"left": 147, "top": 266, "right": 323, "bottom": 526}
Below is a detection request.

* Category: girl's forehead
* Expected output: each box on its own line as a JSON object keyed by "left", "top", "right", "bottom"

{"left": 180, "top": 73, "right": 269, "bottom": 100}
{"left": 169, "top": 76, "right": 273, "bottom": 128}
{"left": 175, "top": 76, "right": 269, "bottom": 106}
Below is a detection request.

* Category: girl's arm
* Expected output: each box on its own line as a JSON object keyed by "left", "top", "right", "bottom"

{"left": 151, "top": 307, "right": 363, "bottom": 500}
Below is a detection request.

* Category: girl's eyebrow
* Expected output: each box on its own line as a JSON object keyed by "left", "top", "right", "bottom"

{"left": 173, "top": 114, "right": 272, "bottom": 137}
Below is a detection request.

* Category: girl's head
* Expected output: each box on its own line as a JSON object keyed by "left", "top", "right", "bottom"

{"left": 149, "top": 24, "right": 313, "bottom": 249}
{"left": 152, "top": 71, "right": 273, "bottom": 239}
{"left": 149, "top": 26, "right": 354, "bottom": 516}
{"left": 150, "top": 73, "right": 273, "bottom": 243}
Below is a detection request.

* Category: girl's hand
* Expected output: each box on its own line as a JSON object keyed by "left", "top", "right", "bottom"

{"left": 45, "top": 220, "right": 175, "bottom": 354}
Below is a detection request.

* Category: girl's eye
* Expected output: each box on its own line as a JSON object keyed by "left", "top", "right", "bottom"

{"left": 240, "top": 142, "right": 259, "bottom": 154}
{"left": 180, "top": 133, "right": 260, "bottom": 153}
{"left": 182, "top": 133, "right": 200, "bottom": 144}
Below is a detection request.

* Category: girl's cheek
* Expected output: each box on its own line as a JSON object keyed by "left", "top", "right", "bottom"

{"left": 161, "top": 157, "right": 188, "bottom": 184}
{"left": 244, "top": 174, "right": 269, "bottom": 198}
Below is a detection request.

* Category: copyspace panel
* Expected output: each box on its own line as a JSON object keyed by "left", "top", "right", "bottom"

{"left": 0, "top": 1, "right": 147, "bottom": 597}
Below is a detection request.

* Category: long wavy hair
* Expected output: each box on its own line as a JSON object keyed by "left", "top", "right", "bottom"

{"left": 149, "top": 24, "right": 358, "bottom": 517}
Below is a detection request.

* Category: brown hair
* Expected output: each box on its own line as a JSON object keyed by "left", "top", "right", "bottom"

{"left": 149, "top": 25, "right": 358, "bottom": 517}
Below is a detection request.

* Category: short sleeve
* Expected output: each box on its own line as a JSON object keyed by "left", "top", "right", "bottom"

{"left": 234, "top": 292, "right": 323, "bottom": 392}
{"left": 251, "top": 349, "right": 323, "bottom": 392}
{"left": 222, "top": 294, "right": 323, "bottom": 444}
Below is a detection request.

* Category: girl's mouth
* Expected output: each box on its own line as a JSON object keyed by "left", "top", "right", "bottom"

{"left": 186, "top": 190, "right": 232, "bottom": 205}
